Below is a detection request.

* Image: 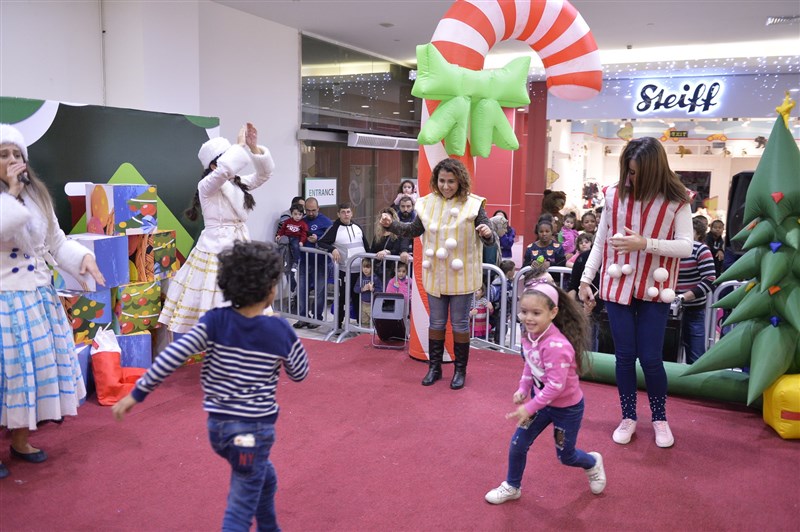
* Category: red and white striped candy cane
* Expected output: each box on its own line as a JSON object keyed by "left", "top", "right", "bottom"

{"left": 409, "top": 0, "right": 602, "bottom": 360}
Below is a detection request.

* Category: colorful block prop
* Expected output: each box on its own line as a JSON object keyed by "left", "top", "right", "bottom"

{"left": 75, "top": 344, "right": 94, "bottom": 403}
{"left": 58, "top": 289, "right": 113, "bottom": 344}
{"left": 54, "top": 233, "right": 129, "bottom": 291}
{"left": 127, "top": 230, "right": 179, "bottom": 283}
{"left": 115, "top": 281, "right": 161, "bottom": 335}
{"left": 763, "top": 374, "right": 800, "bottom": 439}
{"left": 116, "top": 331, "right": 153, "bottom": 369}
{"left": 683, "top": 94, "right": 800, "bottom": 406}
{"left": 86, "top": 184, "right": 158, "bottom": 235}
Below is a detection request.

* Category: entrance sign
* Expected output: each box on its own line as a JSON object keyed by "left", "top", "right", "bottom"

{"left": 304, "top": 178, "right": 337, "bottom": 206}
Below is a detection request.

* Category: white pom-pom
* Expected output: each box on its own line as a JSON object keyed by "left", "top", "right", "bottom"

{"left": 607, "top": 264, "right": 622, "bottom": 278}
{"left": 621, "top": 264, "right": 633, "bottom": 276}
{"left": 435, "top": 247, "right": 448, "bottom": 259}
{"left": 660, "top": 288, "right": 676, "bottom": 304}
{"left": 422, "top": 260, "right": 431, "bottom": 269}
{"left": 444, "top": 238, "right": 457, "bottom": 250}
{"left": 450, "top": 258, "right": 463, "bottom": 271}
{"left": 429, "top": 223, "right": 438, "bottom": 232}
{"left": 653, "top": 267, "right": 669, "bottom": 283}
{"left": 613, "top": 232, "right": 624, "bottom": 239}
{"left": 450, "top": 207, "right": 459, "bottom": 216}
{"left": 647, "top": 286, "right": 659, "bottom": 298}
{"left": 425, "top": 248, "right": 434, "bottom": 257}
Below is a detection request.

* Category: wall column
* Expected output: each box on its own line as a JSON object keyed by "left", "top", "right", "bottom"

{"left": 522, "top": 82, "right": 548, "bottom": 248}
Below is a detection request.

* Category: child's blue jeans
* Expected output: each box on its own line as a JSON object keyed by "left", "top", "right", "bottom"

{"left": 506, "top": 398, "right": 595, "bottom": 489}
{"left": 207, "top": 417, "right": 279, "bottom": 532}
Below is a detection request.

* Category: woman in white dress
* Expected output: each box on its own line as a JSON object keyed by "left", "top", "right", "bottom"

{"left": 158, "top": 123, "right": 275, "bottom": 333}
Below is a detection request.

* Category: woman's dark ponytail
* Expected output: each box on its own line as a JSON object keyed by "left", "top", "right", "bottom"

{"left": 183, "top": 153, "right": 256, "bottom": 221}
{"left": 233, "top": 175, "right": 255, "bottom": 211}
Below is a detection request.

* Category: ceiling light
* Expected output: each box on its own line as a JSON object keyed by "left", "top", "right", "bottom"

{"left": 361, "top": 105, "right": 370, "bottom": 108}
{"left": 766, "top": 16, "right": 800, "bottom": 25}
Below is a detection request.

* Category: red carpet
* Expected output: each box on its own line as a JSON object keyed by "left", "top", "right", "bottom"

{"left": 1, "top": 336, "right": 797, "bottom": 531}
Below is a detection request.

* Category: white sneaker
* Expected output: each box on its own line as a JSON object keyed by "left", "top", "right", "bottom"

{"left": 585, "top": 452, "right": 607, "bottom": 494}
{"left": 612, "top": 419, "right": 637, "bottom": 444}
{"left": 653, "top": 421, "right": 674, "bottom": 448}
{"left": 485, "top": 481, "right": 521, "bottom": 504}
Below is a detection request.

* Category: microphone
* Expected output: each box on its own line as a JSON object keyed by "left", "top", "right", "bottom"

{"left": 18, "top": 171, "right": 31, "bottom": 185}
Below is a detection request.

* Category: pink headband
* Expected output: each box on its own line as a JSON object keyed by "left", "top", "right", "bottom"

{"left": 529, "top": 282, "right": 559, "bottom": 306}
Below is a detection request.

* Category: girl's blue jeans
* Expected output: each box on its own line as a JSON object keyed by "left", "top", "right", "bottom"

{"left": 604, "top": 299, "right": 670, "bottom": 421}
{"left": 506, "top": 399, "right": 595, "bottom": 489}
{"left": 208, "top": 417, "right": 280, "bottom": 532}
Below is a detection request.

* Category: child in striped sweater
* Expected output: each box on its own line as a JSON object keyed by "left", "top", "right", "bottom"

{"left": 112, "top": 241, "right": 309, "bottom": 531}
{"left": 470, "top": 283, "right": 494, "bottom": 339}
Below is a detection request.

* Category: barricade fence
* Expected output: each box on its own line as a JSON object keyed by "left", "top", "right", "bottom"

{"left": 340, "top": 252, "right": 413, "bottom": 344}
{"left": 276, "top": 249, "right": 745, "bottom": 364}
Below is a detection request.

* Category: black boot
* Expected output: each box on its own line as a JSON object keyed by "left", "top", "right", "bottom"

{"left": 450, "top": 332, "right": 470, "bottom": 390}
{"left": 422, "top": 329, "right": 445, "bottom": 386}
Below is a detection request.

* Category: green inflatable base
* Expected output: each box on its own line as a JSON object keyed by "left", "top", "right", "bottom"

{"left": 583, "top": 352, "right": 758, "bottom": 408}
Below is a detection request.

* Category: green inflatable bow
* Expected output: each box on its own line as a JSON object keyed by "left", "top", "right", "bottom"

{"left": 412, "top": 43, "right": 531, "bottom": 158}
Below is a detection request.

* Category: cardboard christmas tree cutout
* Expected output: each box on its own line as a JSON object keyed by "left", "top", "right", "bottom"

{"left": 683, "top": 94, "right": 800, "bottom": 405}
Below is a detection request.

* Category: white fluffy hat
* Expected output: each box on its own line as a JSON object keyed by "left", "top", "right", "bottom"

{"left": 0, "top": 124, "right": 28, "bottom": 161}
{"left": 198, "top": 137, "right": 231, "bottom": 169}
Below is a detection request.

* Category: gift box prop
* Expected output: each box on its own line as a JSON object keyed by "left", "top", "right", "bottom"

{"left": 86, "top": 183, "right": 158, "bottom": 235}
{"left": 75, "top": 344, "right": 94, "bottom": 404}
{"left": 117, "top": 331, "right": 153, "bottom": 369}
{"left": 115, "top": 281, "right": 161, "bottom": 335}
{"left": 54, "top": 233, "right": 129, "bottom": 291}
{"left": 763, "top": 374, "right": 800, "bottom": 439}
{"left": 90, "top": 329, "right": 147, "bottom": 406}
{"left": 128, "top": 230, "right": 178, "bottom": 282}
{"left": 58, "top": 289, "right": 113, "bottom": 344}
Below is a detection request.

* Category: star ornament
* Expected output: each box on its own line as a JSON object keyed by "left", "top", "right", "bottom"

{"left": 412, "top": 43, "right": 531, "bottom": 158}
{"left": 776, "top": 92, "right": 795, "bottom": 129}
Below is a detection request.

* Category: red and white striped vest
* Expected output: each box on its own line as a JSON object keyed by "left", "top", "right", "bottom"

{"left": 600, "top": 185, "right": 689, "bottom": 305}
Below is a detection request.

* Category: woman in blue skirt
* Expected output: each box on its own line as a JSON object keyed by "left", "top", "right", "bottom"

{"left": 0, "top": 124, "right": 105, "bottom": 479}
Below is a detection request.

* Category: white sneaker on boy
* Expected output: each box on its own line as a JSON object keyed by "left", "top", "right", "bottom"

{"left": 585, "top": 452, "right": 607, "bottom": 494}
{"left": 485, "top": 481, "right": 521, "bottom": 504}
{"left": 612, "top": 418, "right": 637, "bottom": 444}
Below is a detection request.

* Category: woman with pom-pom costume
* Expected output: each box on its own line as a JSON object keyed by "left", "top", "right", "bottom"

{"left": 0, "top": 124, "right": 105, "bottom": 479}
{"left": 578, "top": 137, "right": 692, "bottom": 449}
{"left": 159, "top": 123, "right": 275, "bottom": 333}
{"left": 380, "top": 158, "right": 495, "bottom": 390}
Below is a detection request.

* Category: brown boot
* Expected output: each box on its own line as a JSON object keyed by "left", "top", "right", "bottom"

{"left": 422, "top": 328, "right": 445, "bottom": 386}
{"left": 450, "top": 331, "right": 471, "bottom": 390}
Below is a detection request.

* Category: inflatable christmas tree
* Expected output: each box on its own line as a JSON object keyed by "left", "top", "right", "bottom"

{"left": 683, "top": 94, "right": 800, "bottom": 405}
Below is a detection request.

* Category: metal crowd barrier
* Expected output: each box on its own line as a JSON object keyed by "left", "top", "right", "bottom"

{"left": 339, "top": 252, "right": 413, "bottom": 344}
{"left": 507, "top": 265, "right": 573, "bottom": 352}
{"left": 272, "top": 246, "right": 340, "bottom": 338}
{"left": 703, "top": 280, "right": 746, "bottom": 350}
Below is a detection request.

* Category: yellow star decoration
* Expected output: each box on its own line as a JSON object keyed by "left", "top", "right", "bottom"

{"left": 776, "top": 91, "right": 795, "bottom": 129}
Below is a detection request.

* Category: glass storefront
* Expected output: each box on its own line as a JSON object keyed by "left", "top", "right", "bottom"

{"left": 300, "top": 35, "right": 421, "bottom": 243}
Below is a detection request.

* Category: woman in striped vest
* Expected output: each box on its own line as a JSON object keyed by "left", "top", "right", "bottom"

{"left": 380, "top": 158, "right": 495, "bottom": 390}
{"left": 578, "top": 137, "right": 692, "bottom": 449}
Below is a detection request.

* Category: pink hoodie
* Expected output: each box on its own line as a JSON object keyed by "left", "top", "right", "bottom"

{"left": 517, "top": 324, "right": 584, "bottom": 415}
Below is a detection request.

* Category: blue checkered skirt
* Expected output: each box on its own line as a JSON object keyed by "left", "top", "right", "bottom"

{"left": 0, "top": 285, "right": 86, "bottom": 430}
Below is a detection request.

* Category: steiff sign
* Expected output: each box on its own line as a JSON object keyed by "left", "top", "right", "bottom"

{"left": 635, "top": 80, "right": 723, "bottom": 115}
{"left": 304, "top": 178, "right": 337, "bottom": 207}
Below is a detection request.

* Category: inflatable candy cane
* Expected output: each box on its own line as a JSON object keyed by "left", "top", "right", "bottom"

{"left": 408, "top": 0, "right": 602, "bottom": 360}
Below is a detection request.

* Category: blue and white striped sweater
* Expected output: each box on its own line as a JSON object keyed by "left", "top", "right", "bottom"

{"left": 132, "top": 307, "right": 308, "bottom": 420}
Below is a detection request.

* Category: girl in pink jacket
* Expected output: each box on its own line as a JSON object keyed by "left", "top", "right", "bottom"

{"left": 485, "top": 282, "right": 606, "bottom": 504}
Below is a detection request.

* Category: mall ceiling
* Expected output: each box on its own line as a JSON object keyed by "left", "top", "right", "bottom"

{"left": 215, "top": 0, "right": 800, "bottom": 75}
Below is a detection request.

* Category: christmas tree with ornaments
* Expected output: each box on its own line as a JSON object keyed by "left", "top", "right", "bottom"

{"left": 683, "top": 94, "right": 800, "bottom": 416}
